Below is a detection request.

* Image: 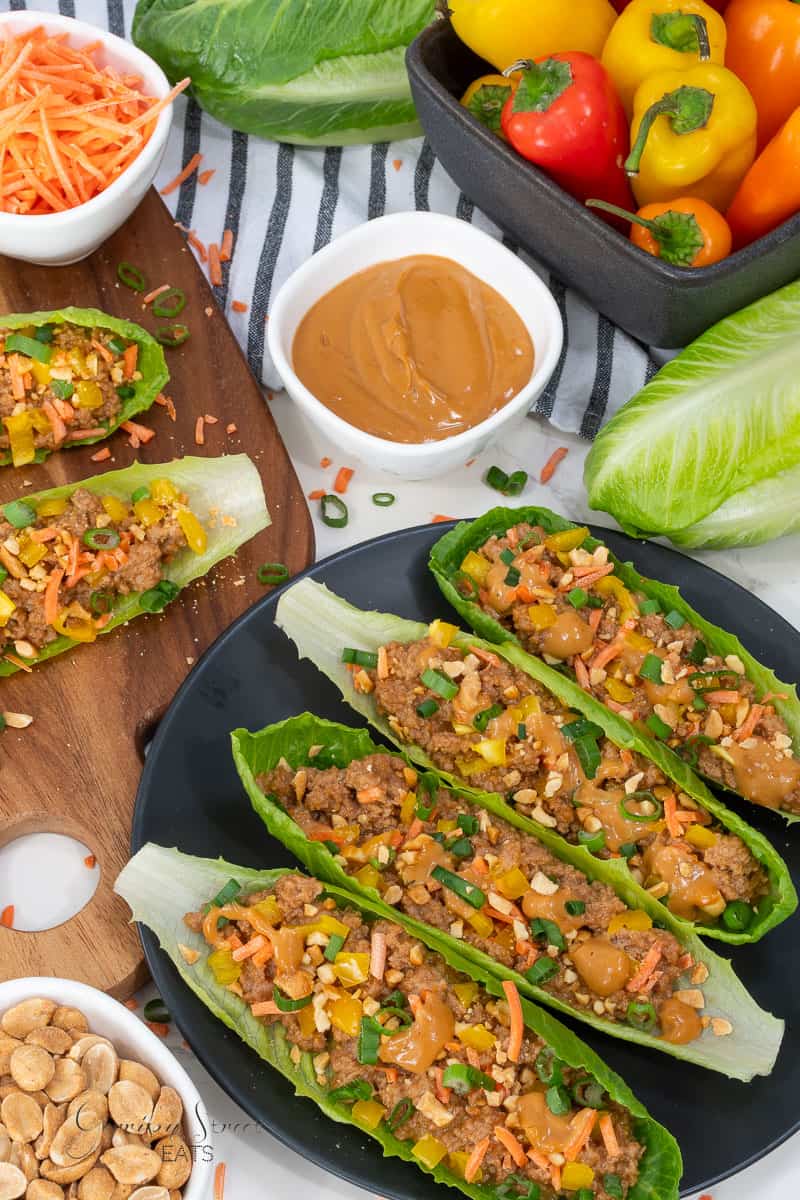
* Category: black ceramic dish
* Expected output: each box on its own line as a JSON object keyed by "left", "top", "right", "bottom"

{"left": 132, "top": 523, "right": 800, "bottom": 1199}
{"left": 406, "top": 19, "right": 800, "bottom": 348}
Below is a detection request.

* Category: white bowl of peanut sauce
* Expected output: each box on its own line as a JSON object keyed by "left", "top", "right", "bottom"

{"left": 268, "top": 212, "right": 564, "bottom": 480}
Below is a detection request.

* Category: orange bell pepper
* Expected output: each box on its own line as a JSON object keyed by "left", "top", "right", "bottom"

{"left": 587, "top": 196, "right": 732, "bottom": 264}
{"left": 725, "top": 0, "right": 800, "bottom": 150}
{"left": 726, "top": 107, "right": 800, "bottom": 248}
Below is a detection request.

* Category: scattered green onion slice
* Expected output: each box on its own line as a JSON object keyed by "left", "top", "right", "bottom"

{"left": 455, "top": 570, "right": 479, "bottom": 600}
{"left": 534, "top": 1047, "right": 563, "bottom": 1086}
{"left": 638, "top": 598, "right": 660, "bottom": 616}
{"left": 568, "top": 587, "right": 588, "bottom": 608}
{"left": 273, "top": 986, "right": 312, "bottom": 1012}
{"left": 619, "top": 791, "right": 663, "bottom": 822}
{"left": 34, "top": 324, "right": 55, "bottom": 344}
{"left": 107, "top": 336, "right": 127, "bottom": 354}
{"left": 577, "top": 829, "right": 606, "bottom": 853}
{"left": 604, "top": 1175, "right": 623, "bottom": 1200}
{"left": 474, "top": 703, "right": 503, "bottom": 733}
{"left": 341, "top": 648, "right": 378, "bottom": 668}
{"left": 421, "top": 667, "right": 459, "bottom": 700}
{"left": 324, "top": 933, "right": 346, "bottom": 961}
{"left": 585, "top": 594, "right": 605, "bottom": 609}
{"left": 545, "top": 1084, "right": 571, "bottom": 1115}
{"left": 372, "top": 492, "right": 396, "bottom": 507}
{"left": 571, "top": 1074, "right": 606, "bottom": 1109}
{"left": 153, "top": 287, "right": 187, "bottom": 319}
{"left": 51, "top": 379, "right": 74, "bottom": 401}
{"left": 143, "top": 998, "right": 171, "bottom": 1023}
{"left": 357, "top": 1016, "right": 384, "bottom": 1064}
{"left": 688, "top": 669, "right": 739, "bottom": 692}
{"left": 131, "top": 487, "right": 150, "bottom": 503}
{"left": 692, "top": 695, "right": 708, "bottom": 711}
{"left": 646, "top": 712, "right": 672, "bottom": 740}
{"left": 517, "top": 721, "right": 527, "bottom": 740}
{"left": 504, "top": 470, "right": 528, "bottom": 497}
{"left": 447, "top": 836, "right": 472, "bottom": 859}
{"left": 386, "top": 1097, "right": 414, "bottom": 1132}
{"left": 116, "top": 383, "right": 136, "bottom": 400}
{"left": 117, "top": 261, "right": 147, "bottom": 292}
{"left": 485, "top": 465, "right": 509, "bottom": 492}
{"left": 626, "top": 1000, "right": 658, "bottom": 1032}
{"left": 416, "top": 698, "right": 439, "bottom": 718}
{"left": 529, "top": 917, "right": 565, "bottom": 950}
{"left": 619, "top": 842, "right": 637, "bottom": 859}
{"left": 457, "top": 813, "right": 479, "bottom": 835}
{"left": 573, "top": 735, "right": 601, "bottom": 779}
{"left": 415, "top": 796, "right": 435, "bottom": 821}
{"left": 257, "top": 562, "right": 289, "bottom": 587}
{"left": 156, "top": 323, "right": 190, "bottom": 347}
{"left": 378, "top": 1006, "right": 414, "bottom": 1029}
{"left": 329, "top": 1079, "right": 373, "bottom": 1105}
{"left": 89, "top": 590, "right": 114, "bottom": 616}
{"left": 140, "top": 579, "right": 180, "bottom": 613}
{"left": 688, "top": 638, "right": 708, "bottom": 665}
{"left": 504, "top": 566, "right": 521, "bottom": 587}
{"left": 664, "top": 609, "right": 685, "bottom": 629}
{"left": 0, "top": 566, "right": 8, "bottom": 585}
{"left": 679, "top": 733, "right": 715, "bottom": 767}
{"left": 499, "top": 548, "right": 516, "bottom": 566}
{"left": 431, "top": 866, "right": 485, "bottom": 909}
{"left": 323, "top": 840, "right": 340, "bottom": 855}
{"left": 2, "top": 500, "right": 36, "bottom": 529}
{"left": 208, "top": 878, "right": 241, "bottom": 908}
{"left": 562, "top": 718, "right": 604, "bottom": 742}
{"left": 320, "top": 494, "right": 348, "bottom": 528}
{"left": 441, "top": 1063, "right": 495, "bottom": 1094}
{"left": 5, "top": 333, "right": 51, "bottom": 362}
{"left": 82, "top": 527, "right": 120, "bottom": 551}
{"left": 525, "top": 957, "right": 559, "bottom": 985}
{"left": 722, "top": 900, "right": 753, "bottom": 932}
{"left": 564, "top": 899, "right": 586, "bottom": 916}
{"left": 639, "top": 653, "right": 664, "bottom": 683}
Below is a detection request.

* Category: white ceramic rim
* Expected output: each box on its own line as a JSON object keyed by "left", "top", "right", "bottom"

{"left": 0, "top": 10, "right": 172, "bottom": 229}
{"left": 268, "top": 211, "right": 564, "bottom": 462}
{"left": 0, "top": 975, "right": 213, "bottom": 1199}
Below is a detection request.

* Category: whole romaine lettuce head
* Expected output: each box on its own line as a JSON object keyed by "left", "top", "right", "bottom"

{"left": 584, "top": 278, "right": 800, "bottom": 545}
{"left": 133, "top": 0, "right": 436, "bottom": 145}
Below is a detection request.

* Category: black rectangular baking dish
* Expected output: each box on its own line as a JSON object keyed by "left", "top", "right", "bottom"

{"left": 407, "top": 18, "right": 800, "bottom": 348}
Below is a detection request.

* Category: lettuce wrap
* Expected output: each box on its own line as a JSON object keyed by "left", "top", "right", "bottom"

{"left": 232, "top": 712, "right": 784, "bottom": 1080}
{"left": 0, "top": 455, "right": 269, "bottom": 677}
{"left": 0, "top": 308, "right": 168, "bottom": 465}
{"left": 428, "top": 506, "right": 800, "bottom": 825}
{"left": 115, "top": 843, "right": 683, "bottom": 1200}
{"left": 274, "top": 579, "right": 796, "bottom": 944}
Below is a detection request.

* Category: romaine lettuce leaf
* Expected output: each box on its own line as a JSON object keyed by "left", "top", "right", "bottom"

{"left": 232, "top": 712, "right": 785, "bottom": 1079}
{"left": 133, "top": 0, "right": 435, "bottom": 145}
{"left": 429, "top": 505, "right": 800, "bottom": 823}
{"left": 115, "top": 843, "right": 682, "bottom": 1200}
{"left": 0, "top": 455, "right": 269, "bottom": 677}
{"left": 669, "top": 465, "right": 800, "bottom": 549}
{"left": 0, "top": 308, "right": 168, "bottom": 465}
{"left": 274, "top": 579, "right": 797, "bottom": 942}
{"left": 583, "top": 278, "right": 800, "bottom": 537}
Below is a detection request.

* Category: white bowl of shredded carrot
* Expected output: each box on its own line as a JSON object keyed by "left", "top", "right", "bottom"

{"left": 0, "top": 12, "right": 189, "bottom": 265}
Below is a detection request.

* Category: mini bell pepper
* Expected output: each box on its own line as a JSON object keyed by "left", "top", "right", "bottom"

{"left": 626, "top": 65, "right": 757, "bottom": 209}
{"left": 460, "top": 74, "right": 516, "bottom": 136}
{"left": 587, "top": 196, "right": 732, "bottom": 264}
{"left": 725, "top": 0, "right": 800, "bottom": 151}
{"left": 449, "top": 0, "right": 617, "bottom": 72}
{"left": 726, "top": 107, "right": 800, "bottom": 248}
{"left": 612, "top": 0, "right": 728, "bottom": 8}
{"left": 501, "top": 54, "right": 635, "bottom": 220}
{"left": 602, "top": 0, "right": 726, "bottom": 116}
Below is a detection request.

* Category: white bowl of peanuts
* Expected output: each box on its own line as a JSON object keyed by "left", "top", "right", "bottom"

{"left": 0, "top": 978, "right": 212, "bottom": 1200}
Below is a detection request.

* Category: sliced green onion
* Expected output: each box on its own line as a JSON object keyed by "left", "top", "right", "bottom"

{"left": 273, "top": 986, "right": 312, "bottom": 1012}
{"left": 0, "top": 566, "right": 8, "bottom": 585}
{"left": 447, "top": 836, "right": 473, "bottom": 859}
{"left": 619, "top": 791, "right": 663, "bottom": 822}
{"left": 504, "top": 470, "right": 528, "bottom": 497}
{"left": 323, "top": 840, "right": 340, "bottom": 855}
{"left": 51, "top": 379, "right": 74, "bottom": 401}
{"left": 378, "top": 1006, "right": 414, "bottom": 1029}
{"left": 573, "top": 735, "right": 601, "bottom": 779}
{"left": 442, "top": 1062, "right": 495, "bottom": 1094}
{"left": 664, "top": 609, "right": 685, "bottom": 629}
{"left": 5, "top": 333, "right": 51, "bottom": 362}
{"left": 431, "top": 866, "right": 485, "bottom": 909}
{"left": 693, "top": 695, "right": 708, "bottom": 711}
{"left": 529, "top": 917, "right": 565, "bottom": 950}
{"left": 545, "top": 1084, "right": 571, "bottom": 1115}
{"left": 341, "top": 648, "right": 378, "bottom": 668}
{"left": 688, "top": 638, "right": 708, "bottom": 665}
{"left": 571, "top": 1077, "right": 606, "bottom": 1109}
{"left": 357, "top": 1016, "right": 384, "bottom": 1064}
{"left": 577, "top": 829, "right": 606, "bottom": 853}
{"left": 619, "top": 842, "right": 637, "bottom": 859}
{"left": 679, "top": 733, "right": 715, "bottom": 767}
{"left": 156, "top": 323, "right": 190, "bottom": 347}
{"left": 455, "top": 570, "right": 479, "bottom": 601}
{"left": 604, "top": 1175, "right": 623, "bottom": 1200}
{"left": 722, "top": 900, "right": 753, "bottom": 932}
{"left": 116, "top": 383, "right": 136, "bottom": 400}
{"left": 329, "top": 1079, "right": 373, "bottom": 1104}
{"left": 140, "top": 580, "right": 180, "bottom": 613}
{"left": 562, "top": 717, "right": 605, "bottom": 742}
{"left": 34, "top": 324, "right": 55, "bottom": 344}
{"left": 416, "top": 698, "right": 439, "bottom": 718}
{"left": 500, "top": 548, "right": 516, "bottom": 566}
{"left": 485, "top": 465, "right": 509, "bottom": 492}
{"left": 89, "top": 590, "right": 114, "bottom": 616}
{"left": 457, "top": 813, "right": 479, "bottom": 835}
{"left": 153, "top": 287, "right": 186, "bottom": 319}
{"left": 386, "top": 1097, "right": 414, "bottom": 1132}
{"left": 143, "top": 998, "right": 171, "bottom": 1023}
{"left": 639, "top": 653, "right": 664, "bottom": 683}
{"left": 474, "top": 703, "right": 503, "bottom": 733}
{"left": 107, "top": 336, "right": 128, "bottom": 354}
{"left": 504, "top": 566, "right": 521, "bottom": 587}
{"left": 534, "top": 1047, "right": 563, "bottom": 1086}
{"left": 646, "top": 712, "right": 672, "bottom": 739}
{"left": 638, "top": 598, "right": 660, "bottom": 616}
{"left": 131, "top": 486, "right": 150, "bottom": 503}
{"left": 415, "top": 796, "right": 435, "bottom": 821}
{"left": 564, "top": 899, "right": 585, "bottom": 916}
{"left": 421, "top": 667, "right": 459, "bottom": 700}
{"left": 525, "top": 957, "right": 559, "bottom": 985}
{"left": 82, "top": 527, "right": 120, "bottom": 551}
{"left": 495, "top": 1175, "right": 540, "bottom": 1200}
{"left": 626, "top": 1000, "right": 657, "bottom": 1032}
{"left": 372, "top": 492, "right": 396, "bottom": 507}
{"left": 517, "top": 722, "right": 527, "bottom": 740}
{"left": 2, "top": 500, "right": 36, "bottom": 529}
{"left": 568, "top": 587, "right": 588, "bottom": 608}
{"left": 688, "top": 669, "right": 739, "bottom": 692}
{"left": 257, "top": 562, "right": 289, "bottom": 587}
{"left": 324, "top": 933, "right": 346, "bottom": 961}
{"left": 210, "top": 878, "right": 241, "bottom": 907}
{"left": 117, "top": 261, "right": 147, "bottom": 292}
{"left": 585, "top": 594, "right": 605, "bottom": 609}
{"left": 320, "top": 494, "right": 348, "bottom": 528}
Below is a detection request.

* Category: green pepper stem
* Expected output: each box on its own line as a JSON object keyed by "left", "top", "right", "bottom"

{"left": 693, "top": 15, "right": 711, "bottom": 60}
{"left": 650, "top": 12, "right": 711, "bottom": 60}
{"left": 586, "top": 199, "right": 659, "bottom": 234}
{"left": 625, "top": 85, "right": 715, "bottom": 176}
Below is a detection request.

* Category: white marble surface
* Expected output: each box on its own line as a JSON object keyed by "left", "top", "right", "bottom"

{"left": 7, "top": 393, "right": 798, "bottom": 1199}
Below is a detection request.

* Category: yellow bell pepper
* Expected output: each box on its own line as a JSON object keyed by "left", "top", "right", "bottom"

{"left": 101, "top": 495, "right": 128, "bottom": 523}
{"left": 53, "top": 602, "right": 97, "bottom": 643}
{"left": 134, "top": 497, "right": 164, "bottom": 527}
{"left": 625, "top": 630, "right": 654, "bottom": 654}
{"left": 207, "top": 948, "right": 242, "bottom": 986}
{"left": 150, "top": 477, "right": 180, "bottom": 504}
{"left": 17, "top": 536, "right": 46, "bottom": 569}
{"left": 0, "top": 590, "right": 17, "bottom": 627}
{"left": 457, "top": 1022, "right": 495, "bottom": 1051}
{"left": 497, "top": 867, "right": 529, "bottom": 901}
{"left": 297, "top": 1004, "right": 317, "bottom": 1039}
{"left": 400, "top": 790, "right": 417, "bottom": 826}
{"left": 37, "top": 497, "right": 67, "bottom": 519}
{"left": 602, "top": 0, "right": 727, "bottom": 116}
{"left": 544, "top": 526, "right": 590, "bottom": 554}
{"left": 3, "top": 413, "right": 36, "bottom": 469}
{"left": 352, "top": 1099, "right": 387, "bottom": 1130}
{"left": 177, "top": 508, "right": 208, "bottom": 555}
{"left": 354, "top": 864, "right": 381, "bottom": 890}
{"left": 608, "top": 909, "right": 653, "bottom": 934}
{"left": 437, "top": 818, "right": 458, "bottom": 834}
{"left": 252, "top": 895, "right": 282, "bottom": 924}
{"left": 449, "top": 1151, "right": 482, "bottom": 1182}
{"left": 627, "top": 65, "right": 758, "bottom": 210}
{"left": 330, "top": 994, "right": 363, "bottom": 1037}
{"left": 459, "top": 550, "right": 490, "bottom": 586}
{"left": 412, "top": 1136, "right": 448, "bottom": 1170}
{"left": 68, "top": 349, "right": 88, "bottom": 378}
{"left": 332, "top": 952, "right": 370, "bottom": 987}
{"left": 75, "top": 380, "right": 103, "bottom": 409}
{"left": 455, "top": 757, "right": 489, "bottom": 778}
{"left": 454, "top": 981, "right": 478, "bottom": 1009}
{"left": 561, "top": 1162, "right": 595, "bottom": 1190}
{"left": 471, "top": 738, "right": 506, "bottom": 767}
{"left": 516, "top": 694, "right": 541, "bottom": 719}
{"left": 593, "top": 575, "right": 639, "bottom": 624}
{"left": 605, "top": 678, "right": 635, "bottom": 704}
{"left": 449, "top": 0, "right": 616, "bottom": 70}
{"left": 468, "top": 911, "right": 495, "bottom": 938}
{"left": 312, "top": 913, "right": 351, "bottom": 939}
{"left": 528, "top": 604, "right": 556, "bottom": 631}
{"left": 30, "top": 359, "right": 52, "bottom": 387}
{"left": 429, "top": 618, "right": 458, "bottom": 648}
{"left": 686, "top": 823, "right": 717, "bottom": 849}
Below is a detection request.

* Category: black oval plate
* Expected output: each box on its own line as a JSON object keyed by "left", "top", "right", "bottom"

{"left": 132, "top": 523, "right": 800, "bottom": 1199}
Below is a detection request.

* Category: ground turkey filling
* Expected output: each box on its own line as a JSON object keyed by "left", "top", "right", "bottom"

{"left": 459, "top": 522, "right": 800, "bottom": 815}
{"left": 260, "top": 754, "right": 720, "bottom": 1047}
{"left": 186, "top": 873, "right": 645, "bottom": 1200}
{"left": 0, "top": 322, "right": 139, "bottom": 462}
{"left": 350, "top": 636, "right": 768, "bottom": 933}
{"left": 0, "top": 479, "right": 205, "bottom": 657}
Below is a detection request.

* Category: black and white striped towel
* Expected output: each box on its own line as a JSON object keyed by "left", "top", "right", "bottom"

{"left": 5, "top": 0, "right": 664, "bottom": 438}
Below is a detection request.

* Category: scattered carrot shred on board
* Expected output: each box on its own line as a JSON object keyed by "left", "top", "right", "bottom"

{"left": 84, "top": 855, "right": 96, "bottom": 869}
{"left": 197, "top": 168, "right": 216, "bottom": 185}
{"left": 121, "top": 419, "right": 155, "bottom": 444}
{"left": 319, "top": 456, "right": 332, "bottom": 468}
{"left": 0, "top": 28, "right": 189, "bottom": 215}
{"left": 208, "top": 241, "right": 222, "bottom": 286}
{"left": 540, "top": 446, "right": 569, "bottom": 484}
{"left": 146, "top": 1021, "right": 170, "bottom": 1038}
{"left": 90, "top": 447, "right": 111, "bottom": 462}
{"left": 123, "top": 997, "right": 138, "bottom": 1010}
{"left": 220, "top": 228, "right": 234, "bottom": 262}
{"left": 187, "top": 230, "right": 208, "bottom": 261}
{"left": 308, "top": 489, "right": 326, "bottom": 500}
{"left": 231, "top": 300, "right": 248, "bottom": 313}
{"left": 392, "top": 158, "right": 403, "bottom": 171}
{"left": 194, "top": 415, "right": 205, "bottom": 445}
{"left": 143, "top": 283, "right": 170, "bottom": 305}
{"left": 333, "top": 466, "right": 354, "bottom": 494}
{"left": 431, "top": 514, "right": 454, "bottom": 523}
{"left": 0, "top": 905, "right": 14, "bottom": 929}
{"left": 160, "top": 151, "right": 203, "bottom": 196}
{"left": 204, "top": 413, "right": 218, "bottom": 424}
{"left": 214, "top": 1162, "right": 226, "bottom": 1200}
{"left": 226, "top": 422, "right": 237, "bottom": 434}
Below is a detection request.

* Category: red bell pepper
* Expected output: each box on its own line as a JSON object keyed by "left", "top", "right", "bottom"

{"left": 500, "top": 53, "right": 635, "bottom": 223}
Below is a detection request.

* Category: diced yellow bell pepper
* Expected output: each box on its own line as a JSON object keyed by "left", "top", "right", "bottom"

{"left": 448, "top": 1151, "right": 482, "bottom": 1182}
{"left": 68, "top": 349, "right": 87, "bottom": 377}
{"left": 150, "top": 477, "right": 180, "bottom": 504}
{"left": 561, "top": 1162, "right": 594, "bottom": 1190}
{"left": 437, "top": 818, "right": 458, "bottom": 834}
{"left": 134, "top": 497, "right": 164, "bottom": 527}
{"left": 454, "top": 981, "right": 478, "bottom": 1009}
{"left": 400, "top": 791, "right": 417, "bottom": 825}
{"left": 333, "top": 952, "right": 370, "bottom": 987}
{"left": 53, "top": 603, "right": 97, "bottom": 643}
{"left": 252, "top": 896, "right": 282, "bottom": 924}
{"left": 352, "top": 1099, "right": 387, "bottom": 1130}
{"left": 177, "top": 507, "right": 208, "bottom": 554}
{"left": 608, "top": 909, "right": 653, "bottom": 935}
{"left": 207, "top": 948, "right": 242, "bottom": 986}
{"left": 101, "top": 494, "right": 129, "bottom": 523}
{"left": 497, "top": 867, "right": 529, "bottom": 901}
{"left": 329, "top": 994, "right": 362, "bottom": 1037}
{"left": 0, "top": 590, "right": 17, "bottom": 627}
{"left": 313, "top": 913, "right": 351, "bottom": 939}
{"left": 75, "top": 380, "right": 103, "bottom": 409}
{"left": 17, "top": 537, "right": 46, "bottom": 569}
{"left": 457, "top": 1022, "right": 495, "bottom": 1051}
{"left": 686, "top": 824, "right": 718, "bottom": 850}
{"left": 495, "top": 925, "right": 515, "bottom": 952}
{"left": 528, "top": 604, "right": 557, "bottom": 631}
{"left": 3, "top": 413, "right": 36, "bottom": 469}
{"left": 429, "top": 618, "right": 458, "bottom": 648}
{"left": 455, "top": 757, "right": 489, "bottom": 778}
{"left": 471, "top": 738, "right": 506, "bottom": 767}
{"left": 29, "top": 407, "right": 52, "bottom": 435}
{"left": 37, "top": 497, "right": 67, "bottom": 518}
{"left": 516, "top": 694, "right": 541, "bottom": 718}
{"left": 30, "top": 360, "right": 51, "bottom": 387}
{"left": 297, "top": 1004, "right": 317, "bottom": 1039}
{"left": 460, "top": 550, "right": 491, "bottom": 586}
{"left": 544, "top": 526, "right": 589, "bottom": 554}
{"left": 625, "top": 630, "right": 654, "bottom": 653}
{"left": 412, "top": 1136, "right": 448, "bottom": 1170}
{"left": 452, "top": 722, "right": 474, "bottom": 736}
{"left": 468, "top": 911, "right": 495, "bottom": 938}
{"left": 354, "top": 864, "right": 381, "bottom": 890}
{"left": 594, "top": 575, "right": 639, "bottom": 623}
{"left": 605, "top": 678, "right": 635, "bottom": 703}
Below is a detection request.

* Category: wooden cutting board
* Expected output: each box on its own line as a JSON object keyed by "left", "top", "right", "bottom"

{"left": 0, "top": 189, "right": 314, "bottom": 997}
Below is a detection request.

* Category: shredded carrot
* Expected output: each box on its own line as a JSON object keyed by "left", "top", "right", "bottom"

{"left": 569, "top": 563, "right": 615, "bottom": 589}
{"left": 464, "top": 1137, "right": 490, "bottom": 1183}
{"left": 431, "top": 514, "right": 454, "bottom": 523}
{"left": 369, "top": 929, "right": 387, "bottom": 980}
{"left": 471, "top": 646, "right": 501, "bottom": 666}
{"left": 573, "top": 655, "right": 591, "bottom": 690}
{"left": 220, "top": 228, "right": 234, "bottom": 262}
{"left": 564, "top": 1108, "right": 598, "bottom": 1161}
{"left": 434, "top": 1067, "right": 451, "bottom": 1105}
{"left": 404, "top": 817, "right": 424, "bottom": 843}
{"left": 540, "top": 446, "right": 569, "bottom": 484}
{"left": 84, "top": 854, "right": 96, "bottom": 869}
{"left": 214, "top": 1162, "right": 226, "bottom": 1200}
{"left": 308, "top": 488, "right": 325, "bottom": 501}
{"left": 194, "top": 415, "right": 205, "bottom": 446}
{"left": 30, "top": 527, "right": 58, "bottom": 543}
{"left": 591, "top": 638, "right": 624, "bottom": 672}
{"left": 160, "top": 152, "right": 203, "bottom": 196}
{"left": 231, "top": 300, "right": 248, "bottom": 313}
{"left": 187, "top": 230, "right": 208, "bottom": 261}
{"left": 598, "top": 1113, "right": 620, "bottom": 1159}
{"left": 44, "top": 567, "right": 64, "bottom": 625}
{"left": 0, "top": 905, "right": 14, "bottom": 929}
{"left": 308, "top": 827, "right": 346, "bottom": 845}
{"left": 198, "top": 168, "right": 216, "bottom": 185}
{"left": 65, "top": 426, "right": 106, "bottom": 441}
{"left": 392, "top": 158, "right": 403, "bottom": 171}
{"left": 7, "top": 354, "right": 26, "bottom": 399}
{"left": 734, "top": 703, "right": 764, "bottom": 742}
{"left": 663, "top": 793, "right": 682, "bottom": 839}
{"left": 146, "top": 1021, "right": 170, "bottom": 1038}
{"left": 232, "top": 935, "right": 270, "bottom": 963}
{"left": 704, "top": 689, "right": 742, "bottom": 705}
{"left": 502, "top": 980, "right": 523, "bottom": 1063}
{"left": 320, "top": 456, "right": 332, "bottom": 468}
{"left": 626, "top": 943, "right": 663, "bottom": 993}
{"left": 42, "top": 399, "right": 66, "bottom": 445}
{"left": 208, "top": 241, "right": 222, "bottom": 286}
{"left": 121, "top": 419, "right": 155, "bottom": 444}
{"left": 143, "top": 283, "right": 170, "bottom": 305}
{"left": 494, "top": 1126, "right": 527, "bottom": 1167}
{"left": 90, "top": 447, "right": 111, "bottom": 462}
{"left": 588, "top": 606, "right": 603, "bottom": 634}
{"left": 334, "top": 466, "right": 354, "bottom": 494}
{"left": 124, "top": 997, "right": 139, "bottom": 1010}
{"left": 380, "top": 1067, "right": 399, "bottom": 1084}
{"left": 91, "top": 338, "right": 114, "bottom": 365}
